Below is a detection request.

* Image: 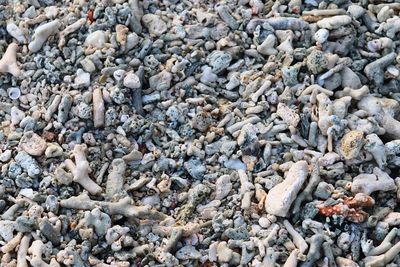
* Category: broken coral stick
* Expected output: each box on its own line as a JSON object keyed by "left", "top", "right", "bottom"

{"left": 65, "top": 144, "right": 102, "bottom": 195}
{"left": 0, "top": 43, "right": 21, "bottom": 77}
{"left": 60, "top": 193, "right": 166, "bottom": 220}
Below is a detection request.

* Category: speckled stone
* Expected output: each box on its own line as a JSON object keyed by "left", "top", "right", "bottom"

{"left": 307, "top": 50, "right": 328, "bottom": 74}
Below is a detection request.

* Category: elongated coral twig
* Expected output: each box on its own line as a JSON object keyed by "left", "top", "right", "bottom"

{"left": 60, "top": 193, "right": 166, "bottom": 220}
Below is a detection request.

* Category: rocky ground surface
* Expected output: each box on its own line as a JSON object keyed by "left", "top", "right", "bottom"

{"left": 1, "top": 0, "right": 400, "bottom": 266}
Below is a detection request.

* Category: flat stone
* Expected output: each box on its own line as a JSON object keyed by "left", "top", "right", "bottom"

{"left": 142, "top": 14, "right": 167, "bottom": 36}
{"left": 39, "top": 218, "right": 60, "bottom": 246}
{"left": 149, "top": 70, "right": 172, "bottom": 90}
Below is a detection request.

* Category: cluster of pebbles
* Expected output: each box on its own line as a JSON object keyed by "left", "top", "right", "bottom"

{"left": 1, "top": 0, "right": 400, "bottom": 266}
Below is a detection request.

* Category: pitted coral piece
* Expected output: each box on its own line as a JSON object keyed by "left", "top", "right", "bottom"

{"left": 318, "top": 194, "right": 374, "bottom": 223}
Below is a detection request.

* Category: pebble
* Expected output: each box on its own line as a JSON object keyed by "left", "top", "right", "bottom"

{"left": 142, "top": 14, "right": 167, "bottom": 36}
{"left": 123, "top": 72, "right": 141, "bottom": 89}
{"left": 175, "top": 245, "right": 202, "bottom": 260}
{"left": 19, "top": 188, "right": 34, "bottom": 198}
{"left": 149, "top": 70, "right": 172, "bottom": 90}
{"left": 23, "top": 6, "right": 37, "bottom": 18}
{"left": 184, "top": 158, "right": 206, "bottom": 180}
{"left": 80, "top": 58, "right": 96, "bottom": 73}
{"left": 74, "top": 69, "right": 91, "bottom": 88}
{"left": 84, "top": 30, "right": 107, "bottom": 49}
{"left": 208, "top": 51, "right": 232, "bottom": 73}
{"left": 8, "top": 87, "right": 21, "bottom": 100}
{"left": 0, "top": 150, "right": 12, "bottom": 162}
{"left": 258, "top": 217, "right": 272, "bottom": 229}
{"left": 214, "top": 175, "right": 232, "bottom": 200}
{"left": 6, "top": 23, "right": 26, "bottom": 43}
{"left": 20, "top": 131, "right": 47, "bottom": 156}
{"left": 314, "top": 29, "right": 329, "bottom": 44}
{"left": 307, "top": 50, "right": 328, "bottom": 74}
{"left": 15, "top": 151, "right": 41, "bottom": 177}
{"left": 191, "top": 111, "right": 213, "bottom": 132}
{"left": 126, "top": 33, "right": 140, "bottom": 50}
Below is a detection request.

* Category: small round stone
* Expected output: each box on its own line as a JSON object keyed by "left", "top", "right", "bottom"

{"left": 123, "top": 72, "right": 141, "bottom": 89}
{"left": 259, "top": 217, "right": 271, "bottom": 228}
{"left": 314, "top": 29, "right": 329, "bottom": 44}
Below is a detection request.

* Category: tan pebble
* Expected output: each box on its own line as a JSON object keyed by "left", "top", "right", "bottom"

{"left": 20, "top": 131, "right": 47, "bottom": 156}
{"left": 340, "top": 130, "right": 364, "bottom": 159}
{"left": 157, "top": 178, "right": 171, "bottom": 193}
{"left": 45, "top": 143, "right": 63, "bottom": 158}
{"left": 116, "top": 24, "right": 129, "bottom": 45}
{"left": 122, "top": 149, "right": 143, "bottom": 161}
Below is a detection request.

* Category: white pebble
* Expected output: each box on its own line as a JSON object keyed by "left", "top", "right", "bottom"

{"left": 314, "top": 29, "right": 329, "bottom": 44}
{"left": 123, "top": 72, "right": 141, "bottom": 89}
{"left": 0, "top": 150, "right": 12, "bottom": 162}
{"left": 19, "top": 188, "right": 34, "bottom": 198}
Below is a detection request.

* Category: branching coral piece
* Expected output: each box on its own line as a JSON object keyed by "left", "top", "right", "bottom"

{"left": 351, "top": 168, "right": 397, "bottom": 195}
{"left": 28, "top": 20, "right": 60, "bottom": 52}
{"left": 262, "top": 247, "right": 280, "bottom": 266}
{"left": 164, "top": 228, "right": 184, "bottom": 253}
{"left": 176, "top": 184, "right": 210, "bottom": 221}
{"left": 152, "top": 221, "right": 212, "bottom": 238}
{"left": 317, "top": 15, "right": 352, "bottom": 29}
{"left": 300, "top": 234, "right": 327, "bottom": 267}
{"left": 65, "top": 144, "right": 102, "bottom": 195}
{"left": 344, "top": 194, "right": 375, "bottom": 208}
{"left": 238, "top": 169, "right": 255, "bottom": 210}
{"left": 335, "top": 86, "right": 369, "bottom": 100}
{"left": 77, "top": 208, "right": 111, "bottom": 236}
{"left": 60, "top": 193, "right": 166, "bottom": 220}
{"left": 88, "top": 255, "right": 129, "bottom": 267}
{"left": 364, "top": 52, "right": 396, "bottom": 86}
{"left": 1, "top": 232, "right": 22, "bottom": 253}
{"left": 364, "top": 134, "right": 386, "bottom": 168}
{"left": 336, "top": 257, "right": 359, "bottom": 267}
{"left": 364, "top": 228, "right": 399, "bottom": 256}
{"left": 58, "top": 18, "right": 86, "bottom": 49}
{"left": 27, "top": 240, "right": 60, "bottom": 267}
{"left": 358, "top": 95, "right": 400, "bottom": 139}
{"left": 283, "top": 249, "right": 299, "bottom": 267}
{"left": 364, "top": 239, "right": 400, "bottom": 267}
{"left": 318, "top": 193, "right": 375, "bottom": 223}
{"left": 323, "top": 240, "right": 337, "bottom": 267}
{"left": 265, "top": 160, "right": 309, "bottom": 217}
{"left": 292, "top": 160, "right": 320, "bottom": 215}
{"left": 283, "top": 220, "right": 308, "bottom": 254}
{"left": 0, "top": 43, "right": 21, "bottom": 77}
{"left": 320, "top": 205, "right": 364, "bottom": 222}
{"left": 317, "top": 93, "right": 333, "bottom": 135}
{"left": 55, "top": 240, "right": 84, "bottom": 266}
